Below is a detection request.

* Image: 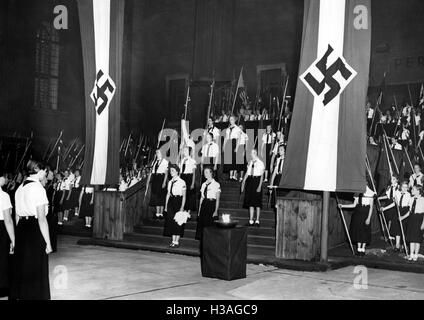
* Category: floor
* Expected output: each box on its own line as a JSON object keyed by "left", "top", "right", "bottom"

{"left": 36, "top": 235, "right": 424, "bottom": 300}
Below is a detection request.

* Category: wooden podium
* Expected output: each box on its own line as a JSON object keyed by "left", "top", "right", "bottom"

{"left": 92, "top": 180, "right": 149, "bottom": 241}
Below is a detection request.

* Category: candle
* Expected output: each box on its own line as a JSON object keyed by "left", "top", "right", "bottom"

{"left": 222, "top": 214, "right": 231, "bottom": 223}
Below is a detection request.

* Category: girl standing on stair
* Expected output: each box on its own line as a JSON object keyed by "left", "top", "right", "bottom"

{"left": 338, "top": 182, "right": 375, "bottom": 256}
{"left": 79, "top": 185, "right": 94, "bottom": 228}
{"left": 164, "top": 164, "right": 186, "bottom": 248}
{"left": 378, "top": 176, "right": 400, "bottom": 239}
{"left": 149, "top": 149, "right": 169, "bottom": 220}
{"left": 236, "top": 124, "right": 248, "bottom": 182}
{"left": 196, "top": 167, "right": 221, "bottom": 241}
{"left": 179, "top": 147, "right": 197, "bottom": 220}
{"left": 404, "top": 185, "right": 424, "bottom": 261}
{"left": 241, "top": 148, "right": 265, "bottom": 227}
{"left": 223, "top": 116, "right": 242, "bottom": 181}
{"left": 380, "top": 179, "right": 410, "bottom": 252}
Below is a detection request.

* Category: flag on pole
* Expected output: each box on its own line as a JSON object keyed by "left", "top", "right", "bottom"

{"left": 231, "top": 67, "right": 246, "bottom": 114}
{"left": 281, "top": 0, "right": 372, "bottom": 193}
{"left": 77, "top": 0, "right": 124, "bottom": 185}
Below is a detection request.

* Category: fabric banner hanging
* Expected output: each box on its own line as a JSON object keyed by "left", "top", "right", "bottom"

{"left": 77, "top": 0, "right": 124, "bottom": 185}
{"left": 280, "top": 0, "right": 371, "bottom": 193}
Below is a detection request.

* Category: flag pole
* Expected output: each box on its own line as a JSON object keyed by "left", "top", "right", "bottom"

{"left": 320, "top": 190, "right": 330, "bottom": 262}
{"left": 231, "top": 66, "right": 243, "bottom": 116}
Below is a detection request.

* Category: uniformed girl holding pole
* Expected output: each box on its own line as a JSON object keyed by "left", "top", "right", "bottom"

{"left": 224, "top": 116, "right": 242, "bottom": 181}
{"left": 378, "top": 176, "right": 400, "bottom": 238}
{"left": 236, "top": 124, "right": 248, "bottom": 182}
{"left": 339, "top": 183, "right": 375, "bottom": 256}
{"left": 79, "top": 185, "right": 94, "bottom": 228}
{"left": 179, "top": 147, "right": 197, "bottom": 219}
{"left": 149, "top": 149, "right": 169, "bottom": 219}
{"left": 380, "top": 180, "right": 411, "bottom": 252}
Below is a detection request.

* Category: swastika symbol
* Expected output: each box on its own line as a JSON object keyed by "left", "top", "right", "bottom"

{"left": 91, "top": 69, "right": 116, "bottom": 115}
{"left": 302, "top": 44, "right": 355, "bottom": 106}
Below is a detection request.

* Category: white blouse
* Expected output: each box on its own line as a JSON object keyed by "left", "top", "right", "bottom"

{"left": 168, "top": 177, "right": 186, "bottom": 196}
{"left": 201, "top": 142, "right": 219, "bottom": 158}
{"left": 411, "top": 197, "right": 424, "bottom": 214}
{"left": 385, "top": 186, "right": 401, "bottom": 200}
{"left": 73, "top": 176, "right": 81, "bottom": 188}
{"left": 152, "top": 158, "right": 169, "bottom": 174}
{"left": 180, "top": 157, "right": 197, "bottom": 174}
{"left": 239, "top": 132, "right": 248, "bottom": 146}
{"left": 15, "top": 178, "right": 49, "bottom": 218}
{"left": 397, "top": 191, "right": 412, "bottom": 208}
{"left": 0, "top": 189, "right": 12, "bottom": 220}
{"left": 262, "top": 132, "right": 276, "bottom": 145}
{"left": 207, "top": 126, "right": 221, "bottom": 141}
{"left": 246, "top": 159, "right": 265, "bottom": 177}
{"left": 409, "top": 173, "right": 423, "bottom": 187}
{"left": 226, "top": 125, "right": 242, "bottom": 140}
{"left": 200, "top": 179, "right": 221, "bottom": 199}
{"left": 354, "top": 186, "right": 375, "bottom": 206}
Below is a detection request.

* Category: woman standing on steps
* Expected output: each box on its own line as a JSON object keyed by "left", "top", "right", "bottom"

{"left": 338, "top": 181, "right": 375, "bottom": 256}
{"left": 179, "top": 147, "right": 197, "bottom": 220}
{"left": 241, "top": 149, "right": 265, "bottom": 227}
{"left": 163, "top": 164, "right": 186, "bottom": 248}
{"left": 196, "top": 167, "right": 221, "bottom": 241}
{"left": 378, "top": 175, "right": 400, "bottom": 239}
{"left": 380, "top": 180, "right": 410, "bottom": 252}
{"left": 149, "top": 149, "right": 169, "bottom": 220}
{"left": 404, "top": 185, "right": 424, "bottom": 261}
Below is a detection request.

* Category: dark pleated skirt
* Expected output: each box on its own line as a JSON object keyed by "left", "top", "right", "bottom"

{"left": 62, "top": 190, "right": 73, "bottom": 210}
{"left": 149, "top": 174, "right": 166, "bottom": 207}
{"left": 195, "top": 199, "right": 216, "bottom": 240}
{"left": 70, "top": 186, "right": 82, "bottom": 208}
{"left": 10, "top": 217, "right": 50, "bottom": 300}
{"left": 163, "top": 196, "right": 185, "bottom": 237}
{"left": 47, "top": 204, "right": 58, "bottom": 253}
{"left": 349, "top": 205, "right": 372, "bottom": 245}
{"left": 236, "top": 145, "right": 247, "bottom": 172}
{"left": 80, "top": 193, "right": 94, "bottom": 218}
{"left": 0, "top": 222, "right": 11, "bottom": 292}
{"left": 227, "top": 139, "right": 238, "bottom": 171}
{"left": 243, "top": 176, "right": 263, "bottom": 209}
{"left": 53, "top": 190, "right": 64, "bottom": 213}
{"left": 181, "top": 173, "right": 196, "bottom": 211}
{"left": 391, "top": 206, "right": 409, "bottom": 237}
{"left": 264, "top": 144, "right": 272, "bottom": 171}
{"left": 384, "top": 204, "right": 397, "bottom": 225}
{"left": 406, "top": 213, "right": 424, "bottom": 243}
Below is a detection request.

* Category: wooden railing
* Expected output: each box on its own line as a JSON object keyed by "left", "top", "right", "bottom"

{"left": 93, "top": 179, "right": 149, "bottom": 241}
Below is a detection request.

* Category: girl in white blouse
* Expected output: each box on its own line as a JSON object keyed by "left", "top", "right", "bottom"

{"left": 10, "top": 160, "right": 52, "bottom": 300}
{"left": 380, "top": 180, "right": 411, "bottom": 252}
{"left": 339, "top": 184, "right": 375, "bottom": 256}
{"left": 149, "top": 149, "right": 169, "bottom": 219}
{"left": 404, "top": 185, "right": 424, "bottom": 261}
{"left": 236, "top": 124, "right": 248, "bottom": 182}
{"left": 179, "top": 147, "right": 197, "bottom": 218}
{"left": 0, "top": 174, "right": 14, "bottom": 298}
{"left": 196, "top": 167, "right": 221, "bottom": 241}
{"left": 241, "top": 149, "right": 265, "bottom": 227}
{"left": 224, "top": 116, "right": 242, "bottom": 181}
{"left": 163, "top": 165, "right": 186, "bottom": 248}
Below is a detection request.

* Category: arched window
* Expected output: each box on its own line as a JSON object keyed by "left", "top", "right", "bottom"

{"left": 34, "top": 21, "right": 59, "bottom": 110}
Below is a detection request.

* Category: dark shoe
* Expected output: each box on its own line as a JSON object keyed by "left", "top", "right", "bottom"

{"left": 255, "top": 221, "right": 260, "bottom": 228}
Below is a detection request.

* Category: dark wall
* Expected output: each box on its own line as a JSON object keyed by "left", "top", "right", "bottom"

{"left": 1, "top": 0, "right": 424, "bottom": 142}
{"left": 0, "top": 0, "right": 85, "bottom": 145}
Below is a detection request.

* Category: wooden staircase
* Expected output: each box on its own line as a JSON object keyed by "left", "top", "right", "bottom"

{"left": 123, "top": 175, "right": 277, "bottom": 259}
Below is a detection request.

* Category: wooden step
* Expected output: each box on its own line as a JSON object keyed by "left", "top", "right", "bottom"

{"left": 136, "top": 222, "right": 275, "bottom": 237}
{"left": 133, "top": 225, "right": 275, "bottom": 246}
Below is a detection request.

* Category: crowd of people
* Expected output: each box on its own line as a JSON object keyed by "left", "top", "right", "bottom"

{"left": 147, "top": 115, "right": 287, "bottom": 247}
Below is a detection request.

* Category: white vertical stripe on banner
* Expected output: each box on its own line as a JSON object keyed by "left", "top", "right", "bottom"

{"left": 91, "top": 0, "right": 110, "bottom": 184}
{"left": 303, "top": 0, "right": 346, "bottom": 191}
